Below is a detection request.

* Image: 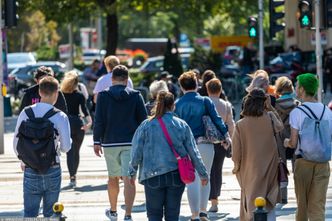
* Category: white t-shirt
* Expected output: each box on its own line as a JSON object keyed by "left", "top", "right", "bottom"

{"left": 289, "top": 102, "right": 332, "bottom": 155}
{"left": 93, "top": 72, "right": 134, "bottom": 94}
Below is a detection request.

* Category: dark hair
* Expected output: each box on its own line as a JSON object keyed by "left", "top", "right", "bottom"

{"left": 206, "top": 78, "right": 222, "bottom": 94}
{"left": 178, "top": 71, "right": 197, "bottom": 90}
{"left": 150, "top": 91, "right": 174, "bottom": 120}
{"left": 34, "top": 66, "right": 54, "bottom": 80}
{"left": 39, "top": 76, "right": 59, "bottom": 96}
{"left": 241, "top": 88, "right": 266, "bottom": 117}
{"left": 112, "top": 65, "right": 128, "bottom": 81}
{"left": 202, "top": 70, "right": 216, "bottom": 86}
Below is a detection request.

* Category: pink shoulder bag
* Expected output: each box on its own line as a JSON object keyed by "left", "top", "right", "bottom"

{"left": 158, "top": 118, "right": 195, "bottom": 184}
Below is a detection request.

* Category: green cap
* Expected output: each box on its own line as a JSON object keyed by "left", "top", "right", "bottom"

{"left": 296, "top": 73, "right": 319, "bottom": 96}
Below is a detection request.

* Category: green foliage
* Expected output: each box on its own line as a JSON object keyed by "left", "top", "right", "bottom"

{"left": 36, "top": 45, "right": 58, "bottom": 60}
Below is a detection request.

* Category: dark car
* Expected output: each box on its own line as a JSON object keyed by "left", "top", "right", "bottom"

{"left": 8, "top": 61, "right": 66, "bottom": 98}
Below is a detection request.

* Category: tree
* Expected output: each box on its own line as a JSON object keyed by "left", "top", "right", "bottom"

{"left": 163, "top": 38, "right": 183, "bottom": 77}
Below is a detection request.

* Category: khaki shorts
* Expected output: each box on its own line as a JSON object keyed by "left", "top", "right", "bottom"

{"left": 103, "top": 146, "right": 131, "bottom": 177}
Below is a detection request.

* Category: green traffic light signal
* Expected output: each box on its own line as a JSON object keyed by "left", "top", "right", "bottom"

{"left": 249, "top": 27, "right": 257, "bottom": 37}
{"left": 301, "top": 14, "right": 310, "bottom": 26}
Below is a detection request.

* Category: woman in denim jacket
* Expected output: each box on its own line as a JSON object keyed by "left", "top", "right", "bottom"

{"left": 129, "top": 91, "right": 208, "bottom": 221}
{"left": 175, "top": 71, "right": 231, "bottom": 221}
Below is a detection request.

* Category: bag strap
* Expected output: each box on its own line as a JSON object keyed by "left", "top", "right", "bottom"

{"left": 43, "top": 108, "right": 60, "bottom": 119}
{"left": 301, "top": 104, "right": 319, "bottom": 119}
{"left": 24, "top": 107, "right": 35, "bottom": 119}
{"left": 269, "top": 112, "right": 281, "bottom": 158}
{"left": 319, "top": 105, "right": 326, "bottom": 121}
{"left": 296, "top": 106, "right": 312, "bottom": 119}
{"left": 157, "top": 118, "right": 180, "bottom": 159}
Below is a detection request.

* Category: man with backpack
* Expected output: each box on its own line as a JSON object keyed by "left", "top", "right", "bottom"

{"left": 284, "top": 73, "right": 332, "bottom": 221}
{"left": 13, "top": 76, "right": 71, "bottom": 217}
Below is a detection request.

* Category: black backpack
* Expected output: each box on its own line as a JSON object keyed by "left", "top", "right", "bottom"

{"left": 17, "top": 107, "right": 59, "bottom": 173}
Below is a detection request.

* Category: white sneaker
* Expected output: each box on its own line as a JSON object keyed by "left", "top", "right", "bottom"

{"left": 105, "top": 209, "right": 118, "bottom": 221}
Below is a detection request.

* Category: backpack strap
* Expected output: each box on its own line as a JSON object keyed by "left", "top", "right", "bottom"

{"left": 301, "top": 104, "right": 319, "bottom": 120}
{"left": 43, "top": 108, "right": 60, "bottom": 119}
{"left": 319, "top": 105, "right": 326, "bottom": 121}
{"left": 24, "top": 107, "right": 35, "bottom": 119}
{"left": 297, "top": 106, "right": 313, "bottom": 119}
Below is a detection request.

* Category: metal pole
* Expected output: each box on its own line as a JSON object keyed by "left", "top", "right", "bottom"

{"left": 97, "top": 14, "right": 103, "bottom": 51}
{"left": 68, "top": 23, "right": 74, "bottom": 70}
{"left": 0, "top": 0, "right": 4, "bottom": 154}
{"left": 315, "top": 0, "right": 323, "bottom": 102}
{"left": 259, "top": 0, "right": 264, "bottom": 69}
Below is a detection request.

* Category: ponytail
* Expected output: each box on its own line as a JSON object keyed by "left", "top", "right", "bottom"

{"left": 150, "top": 91, "right": 174, "bottom": 120}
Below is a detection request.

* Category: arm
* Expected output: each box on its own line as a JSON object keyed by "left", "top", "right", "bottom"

{"left": 226, "top": 103, "right": 235, "bottom": 136}
{"left": 136, "top": 94, "right": 148, "bottom": 124}
{"left": 80, "top": 94, "right": 92, "bottom": 131}
{"left": 231, "top": 124, "right": 242, "bottom": 174}
{"left": 93, "top": 92, "right": 106, "bottom": 146}
{"left": 129, "top": 122, "right": 146, "bottom": 177}
{"left": 57, "top": 113, "right": 71, "bottom": 153}
{"left": 19, "top": 93, "right": 29, "bottom": 112}
{"left": 284, "top": 127, "right": 299, "bottom": 149}
{"left": 13, "top": 110, "right": 27, "bottom": 156}
{"left": 205, "top": 98, "right": 228, "bottom": 136}
{"left": 183, "top": 124, "right": 208, "bottom": 179}
{"left": 268, "top": 111, "right": 284, "bottom": 133}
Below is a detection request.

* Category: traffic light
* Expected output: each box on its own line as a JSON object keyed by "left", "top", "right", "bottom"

{"left": 269, "top": 0, "right": 285, "bottom": 39}
{"left": 4, "top": 0, "right": 18, "bottom": 28}
{"left": 323, "top": 0, "right": 332, "bottom": 28}
{"left": 248, "top": 16, "right": 258, "bottom": 38}
{"left": 298, "top": 0, "right": 312, "bottom": 28}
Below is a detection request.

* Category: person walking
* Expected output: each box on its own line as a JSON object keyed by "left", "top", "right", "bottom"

{"left": 61, "top": 71, "right": 92, "bottom": 188}
{"left": 232, "top": 88, "right": 283, "bottom": 221}
{"left": 19, "top": 66, "right": 68, "bottom": 113}
{"left": 145, "top": 80, "right": 168, "bottom": 115}
{"left": 129, "top": 91, "right": 208, "bottom": 221}
{"left": 13, "top": 76, "right": 71, "bottom": 217}
{"left": 205, "top": 78, "right": 235, "bottom": 213}
{"left": 284, "top": 73, "right": 332, "bottom": 221}
{"left": 274, "top": 76, "right": 300, "bottom": 204}
{"left": 175, "top": 71, "right": 231, "bottom": 221}
{"left": 93, "top": 65, "right": 147, "bottom": 221}
{"left": 93, "top": 56, "right": 133, "bottom": 103}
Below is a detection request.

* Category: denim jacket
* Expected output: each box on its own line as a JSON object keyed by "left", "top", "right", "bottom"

{"left": 175, "top": 92, "right": 229, "bottom": 138}
{"left": 129, "top": 112, "right": 209, "bottom": 183}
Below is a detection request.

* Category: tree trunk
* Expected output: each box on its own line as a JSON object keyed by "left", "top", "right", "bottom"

{"left": 106, "top": 13, "right": 118, "bottom": 56}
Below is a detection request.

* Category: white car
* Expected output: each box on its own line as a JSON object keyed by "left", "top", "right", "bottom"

{"left": 7, "top": 52, "right": 37, "bottom": 73}
{"left": 82, "top": 49, "right": 106, "bottom": 65}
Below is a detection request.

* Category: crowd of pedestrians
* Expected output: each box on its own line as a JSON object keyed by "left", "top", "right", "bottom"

{"left": 12, "top": 54, "right": 332, "bottom": 221}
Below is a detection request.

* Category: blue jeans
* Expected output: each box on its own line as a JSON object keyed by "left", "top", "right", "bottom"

{"left": 143, "top": 170, "right": 185, "bottom": 221}
{"left": 23, "top": 166, "right": 61, "bottom": 217}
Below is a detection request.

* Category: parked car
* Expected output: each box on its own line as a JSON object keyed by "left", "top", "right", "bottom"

{"left": 7, "top": 52, "right": 37, "bottom": 73}
{"left": 139, "top": 54, "right": 190, "bottom": 75}
{"left": 8, "top": 61, "right": 66, "bottom": 98}
{"left": 82, "top": 48, "right": 106, "bottom": 65}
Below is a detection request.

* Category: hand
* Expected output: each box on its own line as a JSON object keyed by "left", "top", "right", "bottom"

{"left": 222, "top": 137, "right": 232, "bottom": 150}
{"left": 81, "top": 123, "right": 91, "bottom": 131}
{"left": 129, "top": 176, "right": 136, "bottom": 186}
{"left": 201, "top": 178, "right": 208, "bottom": 186}
{"left": 94, "top": 145, "right": 103, "bottom": 157}
{"left": 20, "top": 162, "right": 25, "bottom": 171}
{"left": 284, "top": 138, "right": 290, "bottom": 148}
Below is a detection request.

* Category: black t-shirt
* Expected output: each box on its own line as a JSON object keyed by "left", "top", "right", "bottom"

{"left": 19, "top": 84, "right": 68, "bottom": 114}
{"left": 63, "top": 91, "right": 89, "bottom": 117}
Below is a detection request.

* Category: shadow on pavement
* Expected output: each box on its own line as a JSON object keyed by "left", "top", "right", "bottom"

{"left": 0, "top": 210, "right": 23, "bottom": 217}
{"left": 61, "top": 184, "right": 107, "bottom": 192}
{"left": 121, "top": 203, "right": 146, "bottom": 213}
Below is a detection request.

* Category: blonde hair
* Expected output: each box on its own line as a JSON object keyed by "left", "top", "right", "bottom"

{"left": 246, "top": 75, "right": 269, "bottom": 92}
{"left": 275, "top": 76, "right": 294, "bottom": 95}
{"left": 104, "top": 55, "right": 120, "bottom": 70}
{"left": 149, "top": 80, "right": 169, "bottom": 99}
{"left": 150, "top": 91, "right": 174, "bottom": 120}
{"left": 61, "top": 70, "right": 79, "bottom": 93}
{"left": 248, "top": 69, "right": 269, "bottom": 79}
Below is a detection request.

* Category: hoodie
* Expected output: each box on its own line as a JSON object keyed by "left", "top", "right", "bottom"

{"left": 93, "top": 85, "right": 147, "bottom": 147}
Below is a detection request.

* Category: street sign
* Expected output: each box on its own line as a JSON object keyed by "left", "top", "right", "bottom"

{"left": 311, "top": 32, "right": 327, "bottom": 45}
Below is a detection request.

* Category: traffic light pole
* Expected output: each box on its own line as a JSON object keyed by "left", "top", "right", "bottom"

{"left": 259, "top": 0, "right": 264, "bottom": 69}
{"left": 0, "top": 0, "right": 4, "bottom": 154}
{"left": 315, "top": 0, "right": 323, "bottom": 102}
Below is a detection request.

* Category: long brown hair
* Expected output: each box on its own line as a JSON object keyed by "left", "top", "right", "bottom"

{"left": 150, "top": 91, "right": 174, "bottom": 120}
{"left": 241, "top": 88, "right": 266, "bottom": 117}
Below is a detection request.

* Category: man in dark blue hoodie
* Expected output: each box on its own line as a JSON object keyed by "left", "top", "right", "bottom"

{"left": 93, "top": 65, "right": 147, "bottom": 221}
